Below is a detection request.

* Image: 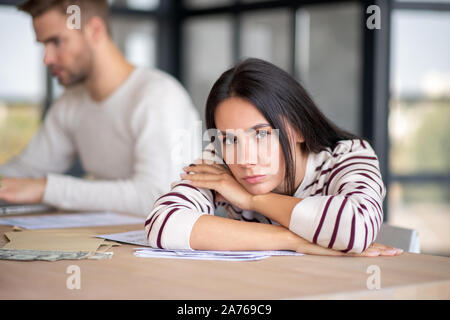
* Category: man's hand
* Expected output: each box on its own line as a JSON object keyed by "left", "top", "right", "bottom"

{"left": 0, "top": 177, "right": 47, "bottom": 204}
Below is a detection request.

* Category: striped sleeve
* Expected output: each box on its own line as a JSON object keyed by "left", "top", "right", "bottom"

{"left": 289, "top": 139, "right": 386, "bottom": 254}
{"left": 144, "top": 143, "right": 222, "bottom": 250}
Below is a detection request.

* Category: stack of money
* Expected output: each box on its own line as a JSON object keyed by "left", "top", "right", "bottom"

{"left": 0, "top": 229, "right": 119, "bottom": 261}
{"left": 0, "top": 249, "right": 113, "bottom": 261}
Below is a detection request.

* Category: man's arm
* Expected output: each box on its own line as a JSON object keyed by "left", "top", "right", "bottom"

{"left": 0, "top": 96, "right": 76, "bottom": 178}
{"left": 0, "top": 96, "right": 76, "bottom": 203}
{"left": 38, "top": 84, "right": 199, "bottom": 215}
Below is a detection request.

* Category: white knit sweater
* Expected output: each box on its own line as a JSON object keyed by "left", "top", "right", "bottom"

{"left": 0, "top": 67, "right": 199, "bottom": 216}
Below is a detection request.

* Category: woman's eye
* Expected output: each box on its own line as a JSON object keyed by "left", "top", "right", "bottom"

{"left": 223, "top": 136, "right": 236, "bottom": 145}
{"left": 256, "top": 130, "right": 269, "bottom": 139}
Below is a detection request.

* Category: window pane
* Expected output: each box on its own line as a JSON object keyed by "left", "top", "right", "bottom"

{"left": 184, "top": 0, "right": 234, "bottom": 9}
{"left": 389, "top": 10, "right": 450, "bottom": 175}
{"left": 295, "top": 2, "right": 362, "bottom": 136}
{"left": 241, "top": 0, "right": 273, "bottom": 3}
{"left": 109, "top": 0, "right": 160, "bottom": 10}
{"left": 0, "top": 8, "right": 44, "bottom": 101}
{"left": 395, "top": 0, "right": 450, "bottom": 3}
{"left": 110, "top": 16, "right": 157, "bottom": 68}
{"left": 0, "top": 6, "right": 44, "bottom": 164}
{"left": 388, "top": 182, "right": 450, "bottom": 256}
{"left": 182, "top": 15, "right": 233, "bottom": 121}
{"left": 240, "top": 9, "right": 292, "bottom": 72}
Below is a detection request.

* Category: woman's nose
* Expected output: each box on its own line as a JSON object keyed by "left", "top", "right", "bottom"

{"left": 237, "top": 138, "right": 257, "bottom": 166}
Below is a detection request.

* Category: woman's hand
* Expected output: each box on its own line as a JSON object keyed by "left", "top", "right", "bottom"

{"left": 347, "top": 242, "right": 404, "bottom": 257}
{"left": 293, "top": 237, "right": 404, "bottom": 257}
{"left": 181, "top": 163, "right": 253, "bottom": 210}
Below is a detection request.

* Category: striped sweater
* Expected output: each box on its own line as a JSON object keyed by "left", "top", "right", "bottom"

{"left": 145, "top": 139, "right": 386, "bottom": 254}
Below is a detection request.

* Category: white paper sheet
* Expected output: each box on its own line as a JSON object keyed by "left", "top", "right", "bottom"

{"left": 97, "top": 230, "right": 149, "bottom": 246}
{"left": 0, "top": 212, "right": 143, "bottom": 229}
{"left": 97, "top": 230, "right": 304, "bottom": 261}
{"left": 133, "top": 248, "right": 304, "bottom": 261}
{"left": 134, "top": 249, "right": 270, "bottom": 261}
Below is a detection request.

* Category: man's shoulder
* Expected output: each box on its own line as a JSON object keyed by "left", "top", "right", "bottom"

{"left": 130, "top": 67, "right": 197, "bottom": 114}
{"left": 133, "top": 67, "right": 186, "bottom": 94}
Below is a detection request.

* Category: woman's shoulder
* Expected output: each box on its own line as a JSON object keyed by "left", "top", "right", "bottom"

{"left": 307, "top": 138, "right": 379, "bottom": 178}
{"left": 330, "top": 138, "right": 377, "bottom": 159}
{"left": 318, "top": 138, "right": 381, "bottom": 175}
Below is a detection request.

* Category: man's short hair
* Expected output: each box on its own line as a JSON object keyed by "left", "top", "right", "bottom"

{"left": 18, "top": 0, "right": 111, "bottom": 35}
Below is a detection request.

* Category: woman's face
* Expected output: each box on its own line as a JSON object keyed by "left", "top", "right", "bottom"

{"left": 214, "top": 97, "right": 300, "bottom": 195}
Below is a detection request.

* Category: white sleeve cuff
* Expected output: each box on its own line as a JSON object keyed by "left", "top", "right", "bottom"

{"left": 42, "top": 173, "right": 64, "bottom": 208}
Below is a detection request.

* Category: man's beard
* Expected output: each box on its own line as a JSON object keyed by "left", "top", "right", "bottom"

{"left": 52, "top": 68, "right": 88, "bottom": 87}
{"left": 53, "top": 50, "right": 93, "bottom": 87}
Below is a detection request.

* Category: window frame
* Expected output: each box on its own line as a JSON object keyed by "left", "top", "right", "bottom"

{"left": 388, "top": 0, "right": 450, "bottom": 205}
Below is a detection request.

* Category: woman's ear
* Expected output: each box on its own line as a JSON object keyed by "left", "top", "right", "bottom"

{"left": 293, "top": 130, "right": 305, "bottom": 144}
{"left": 281, "top": 116, "right": 304, "bottom": 144}
{"left": 285, "top": 122, "right": 304, "bottom": 144}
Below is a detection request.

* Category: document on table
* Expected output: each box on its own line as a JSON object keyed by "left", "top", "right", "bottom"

{"left": 96, "top": 230, "right": 304, "bottom": 261}
{"left": 97, "top": 230, "right": 149, "bottom": 246}
{"left": 134, "top": 248, "right": 271, "bottom": 261}
{"left": 0, "top": 212, "right": 143, "bottom": 229}
{"left": 133, "top": 248, "right": 304, "bottom": 261}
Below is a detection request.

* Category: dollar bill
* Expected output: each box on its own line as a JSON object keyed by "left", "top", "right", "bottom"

{"left": 0, "top": 249, "right": 113, "bottom": 261}
{"left": 88, "top": 251, "right": 114, "bottom": 260}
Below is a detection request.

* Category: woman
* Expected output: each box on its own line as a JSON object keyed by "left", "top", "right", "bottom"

{"left": 145, "top": 58, "right": 403, "bottom": 257}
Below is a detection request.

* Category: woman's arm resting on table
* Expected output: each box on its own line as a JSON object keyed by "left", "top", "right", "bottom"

{"left": 190, "top": 214, "right": 401, "bottom": 257}
{"left": 182, "top": 163, "right": 402, "bottom": 257}
{"left": 190, "top": 214, "right": 343, "bottom": 255}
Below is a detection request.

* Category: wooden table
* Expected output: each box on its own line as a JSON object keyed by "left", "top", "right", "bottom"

{"left": 0, "top": 223, "right": 449, "bottom": 300}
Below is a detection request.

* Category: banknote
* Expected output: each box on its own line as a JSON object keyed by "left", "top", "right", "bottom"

{"left": 0, "top": 249, "right": 113, "bottom": 261}
{"left": 88, "top": 252, "right": 114, "bottom": 260}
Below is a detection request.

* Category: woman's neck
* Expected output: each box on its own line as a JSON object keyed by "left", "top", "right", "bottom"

{"left": 293, "top": 147, "right": 309, "bottom": 192}
{"left": 273, "top": 143, "right": 309, "bottom": 196}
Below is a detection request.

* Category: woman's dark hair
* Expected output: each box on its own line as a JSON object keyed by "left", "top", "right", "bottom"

{"left": 205, "top": 58, "right": 359, "bottom": 195}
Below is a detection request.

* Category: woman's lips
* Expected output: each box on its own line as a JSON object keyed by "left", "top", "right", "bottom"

{"left": 243, "top": 175, "right": 266, "bottom": 184}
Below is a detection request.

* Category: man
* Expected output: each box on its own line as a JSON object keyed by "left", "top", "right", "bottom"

{"left": 0, "top": 0, "right": 199, "bottom": 216}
